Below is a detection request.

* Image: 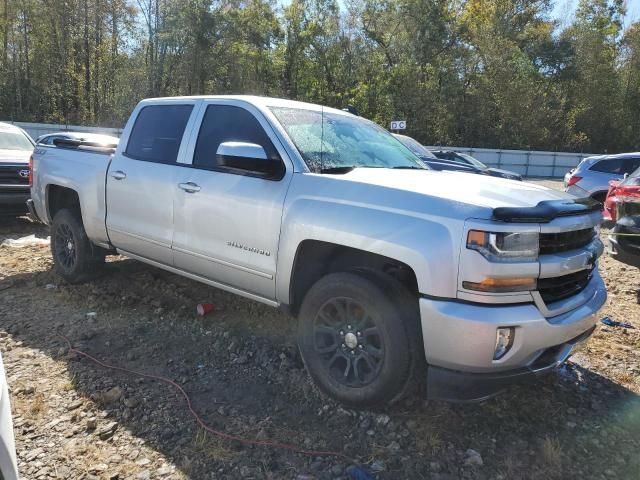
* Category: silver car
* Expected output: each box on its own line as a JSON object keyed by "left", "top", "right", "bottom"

{"left": 565, "top": 153, "right": 640, "bottom": 203}
{"left": 35, "top": 132, "right": 119, "bottom": 147}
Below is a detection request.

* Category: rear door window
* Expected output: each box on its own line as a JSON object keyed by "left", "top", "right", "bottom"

{"left": 125, "top": 104, "right": 193, "bottom": 164}
{"left": 622, "top": 158, "right": 640, "bottom": 175}
{"left": 590, "top": 159, "right": 625, "bottom": 174}
{"left": 437, "top": 152, "right": 454, "bottom": 161}
{"left": 47, "top": 135, "right": 68, "bottom": 146}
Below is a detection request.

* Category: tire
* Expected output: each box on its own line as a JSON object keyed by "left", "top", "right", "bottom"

{"left": 297, "top": 271, "right": 421, "bottom": 408}
{"left": 591, "top": 191, "right": 607, "bottom": 206}
{"left": 51, "top": 209, "right": 105, "bottom": 283}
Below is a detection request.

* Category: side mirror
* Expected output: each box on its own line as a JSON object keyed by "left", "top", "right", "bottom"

{"left": 216, "top": 142, "right": 283, "bottom": 179}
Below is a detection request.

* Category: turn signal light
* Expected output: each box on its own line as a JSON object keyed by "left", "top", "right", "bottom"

{"left": 462, "top": 277, "right": 536, "bottom": 293}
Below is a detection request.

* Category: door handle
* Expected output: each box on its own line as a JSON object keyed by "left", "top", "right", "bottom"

{"left": 178, "top": 182, "right": 201, "bottom": 193}
{"left": 110, "top": 170, "right": 126, "bottom": 180}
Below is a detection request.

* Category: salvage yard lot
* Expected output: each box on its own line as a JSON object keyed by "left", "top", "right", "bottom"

{"left": 1, "top": 180, "right": 639, "bottom": 480}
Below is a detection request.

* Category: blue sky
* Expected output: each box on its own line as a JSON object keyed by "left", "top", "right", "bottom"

{"left": 275, "top": 0, "right": 640, "bottom": 31}
{"left": 551, "top": 0, "right": 640, "bottom": 29}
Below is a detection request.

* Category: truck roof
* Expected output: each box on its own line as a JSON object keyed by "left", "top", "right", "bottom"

{"left": 138, "top": 95, "right": 351, "bottom": 116}
{"left": 0, "top": 122, "right": 25, "bottom": 133}
{"left": 583, "top": 152, "right": 640, "bottom": 162}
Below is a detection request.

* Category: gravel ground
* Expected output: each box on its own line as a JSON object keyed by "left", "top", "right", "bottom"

{"left": 0, "top": 179, "right": 639, "bottom": 480}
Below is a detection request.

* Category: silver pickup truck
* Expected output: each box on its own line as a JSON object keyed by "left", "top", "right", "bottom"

{"left": 29, "top": 96, "right": 607, "bottom": 407}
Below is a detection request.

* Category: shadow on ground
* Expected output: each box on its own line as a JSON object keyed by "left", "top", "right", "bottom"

{"left": 1, "top": 245, "right": 639, "bottom": 478}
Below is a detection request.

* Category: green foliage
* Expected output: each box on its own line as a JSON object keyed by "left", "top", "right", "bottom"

{"left": 0, "top": 0, "right": 638, "bottom": 153}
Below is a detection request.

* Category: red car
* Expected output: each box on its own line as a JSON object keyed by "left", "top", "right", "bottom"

{"left": 603, "top": 171, "right": 640, "bottom": 227}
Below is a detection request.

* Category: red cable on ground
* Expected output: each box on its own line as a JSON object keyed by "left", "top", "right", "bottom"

{"left": 58, "top": 334, "right": 353, "bottom": 462}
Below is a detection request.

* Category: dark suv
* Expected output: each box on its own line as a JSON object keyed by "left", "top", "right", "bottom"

{"left": 0, "top": 123, "right": 34, "bottom": 215}
{"left": 430, "top": 150, "right": 522, "bottom": 181}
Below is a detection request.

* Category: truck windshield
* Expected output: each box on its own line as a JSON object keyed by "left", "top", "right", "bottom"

{"left": 0, "top": 130, "right": 34, "bottom": 151}
{"left": 270, "top": 107, "right": 426, "bottom": 173}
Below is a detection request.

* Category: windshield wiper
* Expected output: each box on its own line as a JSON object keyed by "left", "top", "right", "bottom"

{"left": 391, "top": 166, "right": 425, "bottom": 170}
{"left": 320, "top": 166, "right": 357, "bottom": 174}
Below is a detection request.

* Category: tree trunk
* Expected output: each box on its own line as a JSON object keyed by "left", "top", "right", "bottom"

{"left": 84, "top": 0, "right": 91, "bottom": 119}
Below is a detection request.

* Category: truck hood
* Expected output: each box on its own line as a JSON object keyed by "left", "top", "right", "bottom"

{"left": 0, "top": 149, "right": 31, "bottom": 164}
{"left": 333, "top": 168, "right": 570, "bottom": 210}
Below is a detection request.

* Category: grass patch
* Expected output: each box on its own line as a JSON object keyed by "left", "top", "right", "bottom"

{"left": 62, "top": 374, "right": 78, "bottom": 392}
{"left": 541, "top": 435, "right": 563, "bottom": 472}
{"left": 192, "top": 428, "right": 235, "bottom": 461}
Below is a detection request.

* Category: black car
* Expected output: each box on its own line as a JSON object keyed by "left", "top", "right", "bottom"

{"left": 0, "top": 123, "right": 34, "bottom": 216}
{"left": 430, "top": 150, "right": 523, "bottom": 181}
{"left": 393, "top": 135, "right": 482, "bottom": 174}
{"left": 610, "top": 215, "right": 640, "bottom": 268}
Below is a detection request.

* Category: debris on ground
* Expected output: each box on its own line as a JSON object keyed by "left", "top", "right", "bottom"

{"left": 1, "top": 234, "right": 50, "bottom": 248}
{"left": 601, "top": 316, "right": 635, "bottom": 329}
{"left": 1, "top": 194, "right": 639, "bottom": 480}
{"left": 196, "top": 302, "right": 215, "bottom": 316}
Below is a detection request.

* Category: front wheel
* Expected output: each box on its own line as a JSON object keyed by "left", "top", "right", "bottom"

{"left": 51, "top": 209, "right": 104, "bottom": 283}
{"left": 297, "top": 272, "right": 419, "bottom": 408}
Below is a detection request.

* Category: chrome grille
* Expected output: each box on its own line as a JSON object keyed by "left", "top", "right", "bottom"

{"left": 537, "top": 269, "right": 593, "bottom": 304}
{"left": 0, "top": 164, "right": 29, "bottom": 186}
{"left": 539, "top": 228, "right": 595, "bottom": 255}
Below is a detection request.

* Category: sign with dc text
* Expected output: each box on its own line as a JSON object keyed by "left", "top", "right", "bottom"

{"left": 390, "top": 120, "right": 406, "bottom": 130}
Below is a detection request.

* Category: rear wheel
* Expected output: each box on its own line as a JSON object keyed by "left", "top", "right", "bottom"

{"left": 591, "top": 191, "right": 607, "bottom": 206}
{"left": 51, "top": 209, "right": 105, "bottom": 283}
{"left": 297, "top": 272, "right": 420, "bottom": 408}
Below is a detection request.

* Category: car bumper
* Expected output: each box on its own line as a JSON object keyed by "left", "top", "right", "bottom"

{"left": 420, "top": 273, "right": 607, "bottom": 401}
{"left": 565, "top": 184, "right": 589, "bottom": 197}
{"left": 608, "top": 229, "right": 640, "bottom": 268}
{"left": 0, "top": 190, "right": 30, "bottom": 214}
{"left": 426, "top": 326, "right": 595, "bottom": 402}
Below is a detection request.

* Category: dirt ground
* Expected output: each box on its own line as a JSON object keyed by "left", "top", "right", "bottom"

{"left": 0, "top": 179, "right": 639, "bottom": 480}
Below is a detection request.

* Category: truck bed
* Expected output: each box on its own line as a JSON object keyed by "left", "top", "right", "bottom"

{"left": 31, "top": 144, "right": 114, "bottom": 246}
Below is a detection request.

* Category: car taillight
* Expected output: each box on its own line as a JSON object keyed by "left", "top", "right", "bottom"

{"left": 567, "top": 175, "right": 582, "bottom": 187}
{"left": 618, "top": 185, "right": 640, "bottom": 199}
{"left": 28, "top": 156, "right": 33, "bottom": 187}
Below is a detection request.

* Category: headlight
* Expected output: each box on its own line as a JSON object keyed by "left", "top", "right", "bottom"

{"left": 467, "top": 230, "right": 539, "bottom": 262}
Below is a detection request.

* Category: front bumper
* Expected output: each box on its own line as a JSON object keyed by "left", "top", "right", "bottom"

{"left": 0, "top": 190, "right": 30, "bottom": 215}
{"left": 608, "top": 220, "right": 640, "bottom": 268}
{"left": 426, "top": 326, "right": 595, "bottom": 401}
{"left": 421, "top": 273, "right": 607, "bottom": 401}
